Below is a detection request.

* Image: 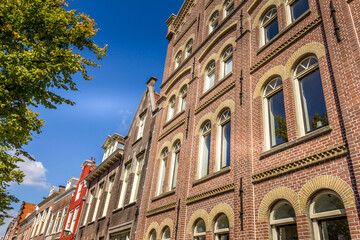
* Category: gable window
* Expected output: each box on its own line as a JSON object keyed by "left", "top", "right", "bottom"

{"left": 222, "top": 46, "right": 233, "bottom": 77}
{"left": 309, "top": 191, "right": 350, "bottom": 240}
{"left": 264, "top": 78, "right": 288, "bottom": 149}
{"left": 170, "top": 141, "right": 181, "bottom": 190}
{"left": 193, "top": 219, "right": 206, "bottom": 240}
{"left": 185, "top": 39, "right": 193, "bottom": 58}
{"left": 130, "top": 155, "right": 143, "bottom": 202}
{"left": 295, "top": 56, "right": 328, "bottom": 134}
{"left": 118, "top": 163, "right": 131, "bottom": 208}
{"left": 167, "top": 96, "right": 176, "bottom": 121}
{"left": 162, "top": 227, "right": 171, "bottom": 240}
{"left": 224, "top": 0, "right": 234, "bottom": 17}
{"left": 219, "top": 109, "right": 231, "bottom": 169}
{"left": 179, "top": 86, "right": 187, "bottom": 112}
{"left": 214, "top": 214, "right": 229, "bottom": 240}
{"left": 199, "top": 122, "right": 211, "bottom": 178}
{"left": 137, "top": 113, "right": 146, "bottom": 139}
{"left": 205, "top": 61, "right": 215, "bottom": 92}
{"left": 175, "top": 51, "right": 182, "bottom": 69}
{"left": 289, "top": 0, "right": 309, "bottom": 21}
{"left": 270, "top": 201, "right": 298, "bottom": 240}
{"left": 102, "top": 176, "right": 115, "bottom": 216}
{"left": 209, "top": 11, "right": 219, "bottom": 33}
{"left": 262, "top": 8, "right": 279, "bottom": 44}
{"left": 157, "top": 148, "right": 168, "bottom": 195}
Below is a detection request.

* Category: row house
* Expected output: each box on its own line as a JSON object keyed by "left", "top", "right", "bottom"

{"left": 77, "top": 77, "right": 159, "bottom": 240}
{"left": 136, "top": 0, "right": 360, "bottom": 240}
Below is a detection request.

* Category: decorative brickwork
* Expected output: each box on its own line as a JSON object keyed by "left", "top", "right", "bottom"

{"left": 146, "top": 202, "right": 176, "bottom": 217}
{"left": 158, "top": 118, "right": 186, "bottom": 141}
{"left": 209, "top": 203, "right": 235, "bottom": 229}
{"left": 158, "top": 218, "right": 174, "bottom": 237}
{"left": 258, "top": 187, "right": 299, "bottom": 222}
{"left": 144, "top": 222, "right": 159, "bottom": 240}
{"left": 252, "top": 143, "right": 348, "bottom": 183}
{"left": 186, "top": 209, "right": 210, "bottom": 234}
{"left": 186, "top": 183, "right": 235, "bottom": 204}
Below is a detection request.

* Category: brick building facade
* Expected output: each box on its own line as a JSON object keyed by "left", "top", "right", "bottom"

{"left": 136, "top": 0, "right": 360, "bottom": 239}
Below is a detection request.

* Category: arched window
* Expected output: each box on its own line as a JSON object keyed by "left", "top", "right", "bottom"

{"left": 295, "top": 56, "right": 328, "bottom": 134}
{"left": 270, "top": 201, "right": 298, "bottom": 240}
{"left": 214, "top": 214, "right": 229, "bottom": 240}
{"left": 167, "top": 96, "right": 176, "bottom": 121}
{"left": 222, "top": 46, "right": 233, "bottom": 77}
{"left": 186, "top": 39, "right": 193, "bottom": 58}
{"left": 309, "top": 191, "right": 351, "bottom": 240}
{"left": 262, "top": 7, "right": 279, "bottom": 44}
{"left": 193, "top": 219, "right": 206, "bottom": 240}
{"left": 175, "top": 51, "right": 182, "bottom": 69}
{"left": 209, "top": 11, "right": 219, "bottom": 33}
{"left": 264, "top": 78, "right": 288, "bottom": 149}
{"left": 170, "top": 141, "right": 181, "bottom": 190}
{"left": 157, "top": 148, "right": 168, "bottom": 195}
{"left": 179, "top": 86, "right": 187, "bottom": 112}
{"left": 224, "top": 0, "right": 234, "bottom": 17}
{"left": 288, "top": 0, "right": 309, "bottom": 22}
{"left": 218, "top": 109, "right": 231, "bottom": 169}
{"left": 199, "top": 122, "right": 211, "bottom": 178}
{"left": 149, "top": 230, "right": 156, "bottom": 240}
{"left": 161, "top": 227, "right": 171, "bottom": 240}
{"left": 205, "top": 61, "right": 215, "bottom": 92}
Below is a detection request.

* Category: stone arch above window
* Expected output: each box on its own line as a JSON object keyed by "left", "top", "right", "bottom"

{"left": 209, "top": 203, "right": 235, "bottom": 229}
{"left": 158, "top": 218, "right": 174, "bottom": 238}
{"left": 187, "top": 209, "right": 210, "bottom": 234}
{"left": 157, "top": 141, "right": 171, "bottom": 158}
{"left": 298, "top": 175, "right": 356, "bottom": 215}
{"left": 253, "top": 66, "right": 287, "bottom": 99}
{"left": 253, "top": 0, "right": 283, "bottom": 28}
{"left": 214, "top": 100, "right": 236, "bottom": 118}
{"left": 195, "top": 113, "right": 216, "bottom": 135}
{"left": 258, "top": 187, "right": 299, "bottom": 222}
{"left": 171, "top": 133, "right": 184, "bottom": 147}
{"left": 145, "top": 222, "right": 159, "bottom": 240}
{"left": 201, "top": 54, "right": 218, "bottom": 75}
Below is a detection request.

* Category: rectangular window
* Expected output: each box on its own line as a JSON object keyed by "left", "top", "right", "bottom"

{"left": 110, "top": 231, "right": 130, "bottom": 240}
{"left": 52, "top": 210, "right": 61, "bottom": 234}
{"left": 102, "top": 176, "right": 115, "bottom": 216}
{"left": 137, "top": 113, "right": 146, "bottom": 139}
{"left": 65, "top": 210, "right": 73, "bottom": 230}
{"left": 157, "top": 152, "right": 167, "bottom": 195}
{"left": 171, "top": 151, "right": 179, "bottom": 189}
{"left": 201, "top": 132, "right": 211, "bottom": 177}
{"left": 69, "top": 206, "right": 79, "bottom": 232}
{"left": 220, "top": 121, "right": 231, "bottom": 168}
{"left": 92, "top": 183, "right": 104, "bottom": 222}
{"left": 75, "top": 181, "right": 83, "bottom": 201}
{"left": 83, "top": 189, "right": 94, "bottom": 225}
{"left": 130, "top": 156, "right": 143, "bottom": 203}
{"left": 46, "top": 213, "right": 56, "bottom": 236}
{"left": 118, "top": 164, "right": 131, "bottom": 208}
{"left": 290, "top": 0, "right": 309, "bottom": 21}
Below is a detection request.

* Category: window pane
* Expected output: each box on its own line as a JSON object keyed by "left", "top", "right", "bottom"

{"left": 274, "top": 203, "right": 295, "bottom": 220}
{"left": 314, "top": 194, "right": 345, "bottom": 213}
{"left": 224, "top": 57, "right": 233, "bottom": 76}
{"left": 319, "top": 217, "right": 351, "bottom": 240}
{"left": 216, "top": 215, "right": 229, "bottom": 229}
{"left": 291, "top": 0, "right": 309, "bottom": 21}
{"left": 221, "top": 122, "right": 231, "bottom": 168}
{"left": 208, "top": 72, "right": 215, "bottom": 89}
{"left": 171, "top": 152, "right": 179, "bottom": 189}
{"left": 268, "top": 91, "right": 288, "bottom": 146}
{"left": 196, "top": 220, "right": 206, "bottom": 233}
{"left": 202, "top": 134, "right": 210, "bottom": 177}
{"left": 277, "top": 224, "right": 298, "bottom": 240}
{"left": 299, "top": 69, "right": 328, "bottom": 132}
{"left": 265, "top": 19, "right": 279, "bottom": 42}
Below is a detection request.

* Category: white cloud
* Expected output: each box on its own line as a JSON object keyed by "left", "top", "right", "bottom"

{"left": 17, "top": 157, "right": 50, "bottom": 189}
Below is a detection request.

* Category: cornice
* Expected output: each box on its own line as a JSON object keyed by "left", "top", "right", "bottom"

{"left": 173, "top": 0, "right": 195, "bottom": 31}
{"left": 252, "top": 143, "right": 348, "bottom": 183}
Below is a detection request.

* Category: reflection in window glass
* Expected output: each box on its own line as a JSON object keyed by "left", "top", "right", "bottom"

{"left": 200, "top": 122, "right": 211, "bottom": 178}
{"left": 219, "top": 110, "right": 231, "bottom": 168}
{"left": 290, "top": 0, "right": 309, "bottom": 21}
{"left": 263, "top": 8, "right": 279, "bottom": 43}
{"left": 270, "top": 202, "right": 298, "bottom": 240}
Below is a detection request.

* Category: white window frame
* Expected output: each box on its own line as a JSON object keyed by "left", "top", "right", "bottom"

{"left": 65, "top": 210, "right": 73, "bottom": 231}
{"left": 157, "top": 149, "right": 168, "bottom": 196}
{"left": 178, "top": 86, "right": 187, "bottom": 113}
{"left": 130, "top": 155, "right": 143, "bottom": 203}
{"left": 209, "top": 11, "right": 219, "bottom": 34}
{"left": 185, "top": 39, "right": 193, "bottom": 58}
{"left": 75, "top": 181, "right": 83, "bottom": 201}
{"left": 118, "top": 163, "right": 131, "bottom": 208}
{"left": 216, "top": 109, "right": 231, "bottom": 170}
{"left": 149, "top": 230, "right": 157, "bottom": 240}
{"left": 269, "top": 201, "right": 297, "bottom": 240}
{"left": 69, "top": 206, "right": 79, "bottom": 233}
{"left": 223, "top": 0, "right": 234, "bottom": 18}
{"left": 137, "top": 113, "right": 146, "bottom": 139}
{"left": 46, "top": 212, "right": 56, "bottom": 236}
{"left": 169, "top": 141, "right": 181, "bottom": 190}
{"left": 102, "top": 175, "right": 115, "bottom": 217}
{"left": 193, "top": 219, "right": 206, "bottom": 240}
{"left": 198, "top": 122, "right": 211, "bottom": 179}
{"left": 221, "top": 46, "right": 233, "bottom": 78}
{"left": 167, "top": 96, "right": 176, "bottom": 121}
{"left": 110, "top": 231, "right": 130, "bottom": 240}
{"left": 92, "top": 183, "right": 104, "bottom": 222}
{"left": 162, "top": 227, "right": 171, "bottom": 240}
{"left": 214, "top": 214, "right": 230, "bottom": 240}
{"left": 58, "top": 207, "right": 68, "bottom": 232}
{"left": 175, "top": 51, "right": 182, "bottom": 69}
{"left": 83, "top": 189, "right": 93, "bottom": 225}
{"left": 205, "top": 61, "right": 215, "bottom": 92}
{"left": 285, "top": 0, "right": 310, "bottom": 25}
{"left": 261, "top": 7, "right": 278, "bottom": 46}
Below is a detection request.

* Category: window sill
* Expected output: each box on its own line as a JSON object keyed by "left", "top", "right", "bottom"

{"left": 164, "top": 110, "right": 185, "bottom": 128}
{"left": 260, "top": 125, "right": 332, "bottom": 159}
{"left": 200, "top": 72, "right": 233, "bottom": 100}
{"left": 98, "top": 216, "right": 106, "bottom": 221}
{"left": 132, "top": 137, "right": 142, "bottom": 146}
{"left": 257, "top": 10, "right": 311, "bottom": 55}
{"left": 152, "top": 189, "right": 176, "bottom": 202}
{"left": 79, "top": 225, "right": 85, "bottom": 229}
{"left": 112, "top": 207, "right": 124, "bottom": 214}
{"left": 192, "top": 167, "right": 231, "bottom": 186}
{"left": 87, "top": 221, "right": 95, "bottom": 226}
{"left": 124, "top": 201, "right": 136, "bottom": 209}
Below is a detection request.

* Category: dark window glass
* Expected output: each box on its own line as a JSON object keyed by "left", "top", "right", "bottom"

{"left": 319, "top": 217, "right": 351, "bottom": 240}
{"left": 268, "top": 91, "right": 288, "bottom": 146}
{"left": 299, "top": 69, "right": 328, "bottom": 132}
{"left": 204, "top": 133, "right": 211, "bottom": 175}
{"left": 265, "top": 18, "right": 279, "bottom": 43}
{"left": 291, "top": 0, "right": 309, "bottom": 21}
{"left": 277, "top": 224, "right": 299, "bottom": 240}
{"left": 221, "top": 122, "right": 231, "bottom": 168}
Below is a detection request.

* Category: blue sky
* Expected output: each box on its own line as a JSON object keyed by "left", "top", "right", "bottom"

{"left": 1, "top": 0, "right": 184, "bottom": 236}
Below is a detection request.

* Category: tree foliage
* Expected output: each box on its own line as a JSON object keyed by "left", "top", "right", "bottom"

{"left": 0, "top": 0, "right": 106, "bottom": 224}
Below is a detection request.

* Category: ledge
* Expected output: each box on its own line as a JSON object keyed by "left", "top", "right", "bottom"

{"left": 257, "top": 10, "right": 311, "bottom": 55}
{"left": 253, "top": 143, "right": 348, "bottom": 183}
{"left": 250, "top": 16, "right": 322, "bottom": 74}
{"left": 158, "top": 118, "right": 186, "bottom": 141}
{"left": 163, "top": 110, "right": 185, "bottom": 129}
{"left": 97, "top": 216, "right": 106, "bottom": 222}
{"left": 192, "top": 167, "right": 231, "bottom": 186}
{"left": 112, "top": 207, "right": 124, "bottom": 214}
{"left": 195, "top": 81, "right": 236, "bottom": 114}
{"left": 200, "top": 72, "right": 233, "bottom": 100}
{"left": 132, "top": 137, "right": 142, "bottom": 146}
{"left": 260, "top": 125, "right": 332, "bottom": 159}
{"left": 152, "top": 190, "right": 176, "bottom": 202}
{"left": 186, "top": 182, "right": 235, "bottom": 204}
{"left": 87, "top": 221, "right": 95, "bottom": 226}
{"left": 146, "top": 202, "right": 176, "bottom": 217}
{"left": 124, "top": 201, "right": 136, "bottom": 209}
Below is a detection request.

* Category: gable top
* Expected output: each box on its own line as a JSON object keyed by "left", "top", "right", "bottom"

{"left": 172, "top": 0, "right": 195, "bottom": 31}
{"left": 101, "top": 133, "right": 126, "bottom": 150}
